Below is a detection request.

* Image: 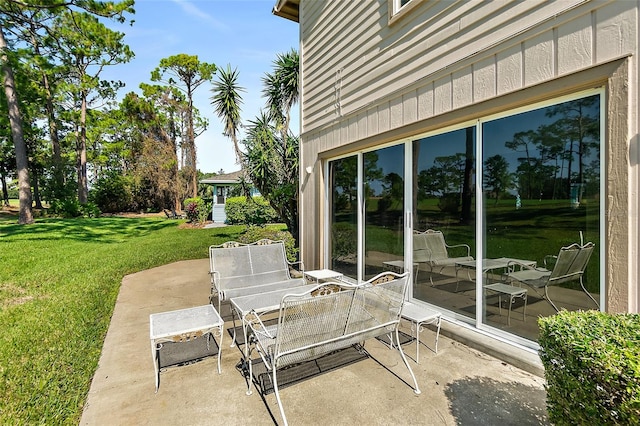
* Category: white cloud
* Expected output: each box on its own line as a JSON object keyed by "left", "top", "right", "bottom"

{"left": 170, "top": 0, "right": 230, "bottom": 31}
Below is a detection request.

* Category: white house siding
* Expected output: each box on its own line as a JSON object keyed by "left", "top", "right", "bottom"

{"left": 298, "top": 0, "right": 639, "bottom": 312}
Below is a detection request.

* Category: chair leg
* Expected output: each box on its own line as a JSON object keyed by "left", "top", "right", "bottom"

{"left": 272, "top": 368, "right": 289, "bottom": 426}
{"left": 580, "top": 277, "right": 600, "bottom": 309}
{"left": 544, "top": 285, "right": 560, "bottom": 312}
{"left": 393, "top": 328, "right": 421, "bottom": 395}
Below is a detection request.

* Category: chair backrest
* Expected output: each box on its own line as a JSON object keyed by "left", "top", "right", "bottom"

{"left": 349, "top": 272, "right": 408, "bottom": 334}
{"left": 209, "top": 239, "right": 291, "bottom": 289}
{"left": 549, "top": 242, "right": 595, "bottom": 285}
{"left": 276, "top": 284, "right": 355, "bottom": 366}
{"left": 273, "top": 272, "right": 408, "bottom": 368}
{"left": 413, "top": 230, "right": 448, "bottom": 262}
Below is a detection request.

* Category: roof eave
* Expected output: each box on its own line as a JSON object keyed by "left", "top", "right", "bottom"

{"left": 272, "top": 0, "right": 299, "bottom": 23}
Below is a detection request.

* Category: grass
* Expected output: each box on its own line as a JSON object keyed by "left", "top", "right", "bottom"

{"left": 0, "top": 215, "right": 248, "bottom": 424}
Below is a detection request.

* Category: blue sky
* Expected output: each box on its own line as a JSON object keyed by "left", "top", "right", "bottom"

{"left": 102, "top": 0, "right": 299, "bottom": 174}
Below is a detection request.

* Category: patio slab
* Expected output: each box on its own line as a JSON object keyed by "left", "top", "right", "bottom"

{"left": 80, "top": 259, "right": 549, "bottom": 425}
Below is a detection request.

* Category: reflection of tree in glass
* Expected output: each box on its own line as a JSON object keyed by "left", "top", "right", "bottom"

{"left": 377, "top": 172, "right": 403, "bottom": 212}
{"left": 417, "top": 153, "right": 466, "bottom": 198}
{"left": 331, "top": 157, "right": 358, "bottom": 211}
{"left": 483, "top": 154, "right": 513, "bottom": 204}
{"left": 544, "top": 96, "right": 599, "bottom": 203}
{"left": 503, "top": 96, "right": 600, "bottom": 202}
{"left": 363, "top": 151, "right": 384, "bottom": 199}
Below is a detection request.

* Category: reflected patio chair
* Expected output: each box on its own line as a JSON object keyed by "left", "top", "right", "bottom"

{"left": 413, "top": 229, "right": 473, "bottom": 285}
{"left": 504, "top": 242, "right": 597, "bottom": 312}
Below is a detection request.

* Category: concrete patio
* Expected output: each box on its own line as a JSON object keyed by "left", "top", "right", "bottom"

{"left": 80, "top": 259, "right": 549, "bottom": 425}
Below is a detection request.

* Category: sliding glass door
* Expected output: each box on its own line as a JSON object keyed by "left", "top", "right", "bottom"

{"left": 326, "top": 90, "right": 602, "bottom": 344}
{"left": 411, "top": 127, "right": 476, "bottom": 320}
{"left": 328, "top": 156, "right": 358, "bottom": 279}
{"left": 480, "top": 93, "right": 601, "bottom": 339}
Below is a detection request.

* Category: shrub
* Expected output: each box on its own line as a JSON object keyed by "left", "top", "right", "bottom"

{"left": 49, "top": 199, "right": 101, "bottom": 218}
{"left": 331, "top": 222, "right": 357, "bottom": 262}
{"left": 238, "top": 225, "right": 298, "bottom": 262}
{"left": 538, "top": 311, "right": 640, "bottom": 425}
{"left": 90, "top": 173, "right": 133, "bottom": 213}
{"left": 183, "top": 197, "right": 209, "bottom": 224}
{"left": 438, "top": 192, "right": 460, "bottom": 214}
{"left": 225, "top": 196, "right": 278, "bottom": 225}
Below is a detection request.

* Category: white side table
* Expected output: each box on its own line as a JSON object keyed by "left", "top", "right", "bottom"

{"left": 304, "top": 268, "right": 343, "bottom": 283}
{"left": 150, "top": 304, "right": 224, "bottom": 392}
{"left": 401, "top": 302, "right": 442, "bottom": 363}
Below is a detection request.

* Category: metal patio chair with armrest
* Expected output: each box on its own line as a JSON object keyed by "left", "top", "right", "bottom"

{"left": 413, "top": 229, "right": 473, "bottom": 285}
{"left": 504, "top": 242, "right": 597, "bottom": 312}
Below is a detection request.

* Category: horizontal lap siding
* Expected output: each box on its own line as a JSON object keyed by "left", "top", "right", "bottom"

{"left": 300, "top": 0, "right": 636, "bottom": 150}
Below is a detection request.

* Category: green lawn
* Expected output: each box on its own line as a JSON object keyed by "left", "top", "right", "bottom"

{"left": 0, "top": 216, "right": 247, "bottom": 424}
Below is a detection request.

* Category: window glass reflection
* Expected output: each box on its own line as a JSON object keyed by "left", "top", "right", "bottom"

{"left": 482, "top": 94, "right": 601, "bottom": 339}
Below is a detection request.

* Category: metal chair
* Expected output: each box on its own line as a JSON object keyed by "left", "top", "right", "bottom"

{"left": 504, "top": 242, "right": 597, "bottom": 312}
{"left": 413, "top": 229, "right": 473, "bottom": 285}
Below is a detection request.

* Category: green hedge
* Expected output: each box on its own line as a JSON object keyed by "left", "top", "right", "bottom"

{"left": 538, "top": 311, "right": 640, "bottom": 425}
{"left": 225, "top": 196, "right": 278, "bottom": 225}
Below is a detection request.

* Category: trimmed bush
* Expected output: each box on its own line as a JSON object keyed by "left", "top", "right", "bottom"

{"left": 538, "top": 311, "right": 640, "bottom": 425}
{"left": 225, "top": 196, "right": 278, "bottom": 225}
{"left": 238, "top": 225, "right": 298, "bottom": 263}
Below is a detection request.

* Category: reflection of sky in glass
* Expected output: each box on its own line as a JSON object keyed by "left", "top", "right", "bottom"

{"left": 416, "top": 128, "right": 475, "bottom": 166}
{"left": 483, "top": 96, "right": 600, "bottom": 173}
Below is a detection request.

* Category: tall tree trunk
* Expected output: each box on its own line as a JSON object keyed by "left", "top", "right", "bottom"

{"left": 30, "top": 23, "right": 64, "bottom": 195}
{"left": 168, "top": 113, "right": 181, "bottom": 211}
{"left": 1, "top": 172, "right": 9, "bottom": 206}
{"left": 0, "top": 25, "right": 33, "bottom": 224}
{"left": 32, "top": 167, "right": 43, "bottom": 209}
{"left": 186, "top": 97, "right": 197, "bottom": 197}
{"left": 77, "top": 92, "right": 88, "bottom": 203}
{"left": 460, "top": 127, "right": 474, "bottom": 224}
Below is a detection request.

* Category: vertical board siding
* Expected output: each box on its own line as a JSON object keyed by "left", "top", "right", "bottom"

{"left": 594, "top": 1, "right": 636, "bottom": 64}
{"left": 557, "top": 13, "right": 593, "bottom": 75}
{"left": 473, "top": 56, "right": 497, "bottom": 102}
{"left": 496, "top": 44, "right": 523, "bottom": 96}
{"left": 417, "top": 83, "right": 434, "bottom": 121}
{"left": 523, "top": 30, "right": 555, "bottom": 86}
{"left": 452, "top": 67, "right": 474, "bottom": 109}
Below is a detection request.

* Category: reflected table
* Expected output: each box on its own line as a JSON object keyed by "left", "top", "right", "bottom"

{"left": 455, "top": 257, "right": 536, "bottom": 283}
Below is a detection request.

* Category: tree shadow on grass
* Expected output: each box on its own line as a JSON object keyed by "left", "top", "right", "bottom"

{"left": 0, "top": 217, "right": 178, "bottom": 243}
{"left": 444, "top": 376, "right": 549, "bottom": 425}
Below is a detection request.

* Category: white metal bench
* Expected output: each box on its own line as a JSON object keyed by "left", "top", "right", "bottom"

{"left": 208, "top": 239, "right": 305, "bottom": 316}
{"left": 245, "top": 272, "right": 420, "bottom": 426}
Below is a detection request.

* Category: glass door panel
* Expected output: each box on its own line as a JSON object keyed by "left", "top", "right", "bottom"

{"left": 328, "top": 156, "right": 358, "bottom": 280}
{"left": 481, "top": 94, "right": 601, "bottom": 340}
{"left": 412, "top": 127, "right": 476, "bottom": 319}
{"left": 363, "top": 145, "right": 405, "bottom": 280}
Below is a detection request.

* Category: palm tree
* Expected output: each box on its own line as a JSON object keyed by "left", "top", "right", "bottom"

{"left": 262, "top": 49, "right": 299, "bottom": 143}
{"left": 211, "top": 65, "right": 245, "bottom": 165}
